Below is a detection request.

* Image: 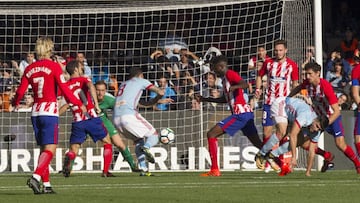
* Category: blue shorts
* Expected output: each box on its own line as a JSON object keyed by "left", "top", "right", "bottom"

{"left": 354, "top": 111, "right": 360, "bottom": 136}
{"left": 262, "top": 104, "right": 274, "bottom": 127}
{"left": 70, "top": 117, "right": 108, "bottom": 144}
{"left": 217, "top": 112, "right": 258, "bottom": 137}
{"left": 325, "top": 115, "right": 344, "bottom": 138}
{"left": 31, "top": 116, "right": 59, "bottom": 145}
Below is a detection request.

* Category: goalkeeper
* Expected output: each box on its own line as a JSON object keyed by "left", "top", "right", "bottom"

{"left": 95, "top": 80, "right": 139, "bottom": 172}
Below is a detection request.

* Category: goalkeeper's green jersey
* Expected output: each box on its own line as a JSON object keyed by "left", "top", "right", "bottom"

{"left": 98, "top": 92, "right": 116, "bottom": 119}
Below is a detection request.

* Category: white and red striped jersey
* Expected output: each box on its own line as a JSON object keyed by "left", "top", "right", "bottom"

{"left": 222, "top": 69, "right": 252, "bottom": 114}
{"left": 13, "top": 59, "right": 82, "bottom": 117}
{"left": 65, "top": 77, "right": 97, "bottom": 122}
{"left": 301, "top": 78, "right": 338, "bottom": 117}
{"left": 258, "top": 57, "right": 299, "bottom": 105}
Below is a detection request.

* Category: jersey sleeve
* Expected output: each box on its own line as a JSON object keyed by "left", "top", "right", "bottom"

{"left": 226, "top": 69, "right": 241, "bottom": 84}
{"left": 12, "top": 74, "right": 30, "bottom": 106}
{"left": 322, "top": 80, "right": 338, "bottom": 105}
{"left": 351, "top": 65, "right": 360, "bottom": 86}
{"left": 289, "top": 60, "right": 299, "bottom": 81}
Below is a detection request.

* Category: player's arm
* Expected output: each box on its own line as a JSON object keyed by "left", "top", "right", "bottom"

{"left": 289, "top": 121, "right": 302, "bottom": 168}
{"left": 229, "top": 79, "right": 248, "bottom": 92}
{"left": 139, "top": 85, "right": 165, "bottom": 108}
{"left": 87, "top": 80, "right": 101, "bottom": 113}
{"left": 306, "top": 141, "right": 317, "bottom": 177}
{"left": 11, "top": 75, "right": 29, "bottom": 108}
{"left": 328, "top": 103, "right": 340, "bottom": 125}
{"left": 254, "top": 75, "right": 263, "bottom": 99}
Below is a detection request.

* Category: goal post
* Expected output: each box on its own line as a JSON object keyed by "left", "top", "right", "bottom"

{"left": 0, "top": 0, "right": 315, "bottom": 173}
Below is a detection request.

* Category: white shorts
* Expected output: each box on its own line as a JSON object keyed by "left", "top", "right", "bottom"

{"left": 113, "top": 113, "right": 157, "bottom": 141}
{"left": 270, "top": 97, "right": 288, "bottom": 124}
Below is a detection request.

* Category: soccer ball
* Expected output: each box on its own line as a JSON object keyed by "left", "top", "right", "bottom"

{"left": 159, "top": 128, "right": 175, "bottom": 145}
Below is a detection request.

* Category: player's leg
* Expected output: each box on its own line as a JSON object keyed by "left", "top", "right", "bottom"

{"left": 62, "top": 144, "right": 80, "bottom": 177}
{"left": 87, "top": 118, "right": 113, "bottom": 177}
{"left": 111, "top": 134, "right": 138, "bottom": 171}
{"left": 301, "top": 139, "right": 334, "bottom": 172}
{"left": 103, "top": 117, "right": 138, "bottom": 171}
{"left": 330, "top": 117, "right": 360, "bottom": 173}
{"left": 353, "top": 112, "right": 360, "bottom": 156}
{"left": 28, "top": 116, "right": 57, "bottom": 194}
{"left": 200, "top": 124, "right": 223, "bottom": 177}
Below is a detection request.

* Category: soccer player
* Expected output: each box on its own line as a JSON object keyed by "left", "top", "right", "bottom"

{"left": 254, "top": 40, "right": 299, "bottom": 170}
{"left": 112, "top": 67, "right": 164, "bottom": 176}
{"left": 351, "top": 60, "right": 360, "bottom": 156}
{"left": 261, "top": 97, "right": 330, "bottom": 176}
{"left": 12, "top": 37, "right": 86, "bottom": 194}
{"left": 59, "top": 60, "right": 114, "bottom": 177}
{"left": 95, "top": 80, "right": 139, "bottom": 172}
{"left": 195, "top": 55, "right": 262, "bottom": 177}
{"left": 290, "top": 62, "right": 360, "bottom": 174}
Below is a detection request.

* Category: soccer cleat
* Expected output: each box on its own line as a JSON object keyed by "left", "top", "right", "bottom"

{"left": 101, "top": 172, "right": 115, "bottom": 177}
{"left": 27, "top": 177, "right": 41, "bottom": 194}
{"left": 62, "top": 156, "right": 71, "bottom": 177}
{"left": 200, "top": 169, "right": 221, "bottom": 177}
{"left": 266, "top": 153, "right": 280, "bottom": 172}
{"left": 321, "top": 160, "right": 334, "bottom": 172}
{"left": 141, "top": 146, "right": 155, "bottom": 164}
{"left": 255, "top": 152, "right": 266, "bottom": 170}
{"left": 278, "top": 163, "right": 292, "bottom": 176}
{"left": 139, "top": 171, "right": 154, "bottom": 176}
{"left": 42, "top": 187, "right": 56, "bottom": 194}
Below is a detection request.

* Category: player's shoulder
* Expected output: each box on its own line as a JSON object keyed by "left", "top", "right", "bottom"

{"left": 285, "top": 57, "right": 298, "bottom": 67}
{"left": 104, "top": 92, "right": 115, "bottom": 99}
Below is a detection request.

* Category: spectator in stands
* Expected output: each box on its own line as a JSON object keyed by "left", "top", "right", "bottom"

{"left": 150, "top": 75, "right": 176, "bottom": 111}
{"left": 325, "top": 58, "right": 350, "bottom": 94}
{"left": 340, "top": 27, "right": 358, "bottom": 65}
{"left": 147, "top": 49, "right": 175, "bottom": 82}
{"left": 195, "top": 71, "right": 222, "bottom": 98}
{"left": 11, "top": 60, "right": 22, "bottom": 82}
{"left": 325, "top": 50, "right": 352, "bottom": 78}
{"left": 108, "top": 74, "right": 118, "bottom": 96}
{"left": 176, "top": 70, "right": 198, "bottom": 110}
{"left": 158, "top": 23, "right": 188, "bottom": 62}
{"left": 248, "top": 46, "right": 270, "bottom": 71}
{"left": 18, "top": 52, "right": 36, "bottom": 76}
{"left": 76, "top": 52, "right": 92, "bottom": 78}
{"left": 337, "top": 92, "right": 349, "bottom": 110}
{"left": 16, "top": 93, "right": 34, "bottom": 112}
{"left": 172, "top": 49, "right": 199, "bottom": 86}
{"left": 301, "top": 46, "right": 316, "bottom": 69}
{"left": 0, "top": 66, "right": 16, "bottom": 112}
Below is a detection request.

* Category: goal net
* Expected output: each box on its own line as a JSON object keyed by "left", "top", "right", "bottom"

{"left": 0, "top": 0, "right": 314, "bottom": 173}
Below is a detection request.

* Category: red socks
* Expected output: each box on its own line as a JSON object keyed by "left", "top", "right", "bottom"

{"left": 103, "top": 144, "right": 113, "bottom": 173}
{"left": 34, "top": 150, "right": 53, "bottom": 178}
{"left": 356, "top": 142, "right": 360, "bottom": 157}
{"left": 344, "top": 145, "right": 360, "bottom": 168}
{"left": 208, "top": 137, "right": 218, "bottom": 170}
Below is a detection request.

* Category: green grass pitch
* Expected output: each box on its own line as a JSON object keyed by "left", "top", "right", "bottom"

{"left": 1, "top": 170, "right": 359, "bottom": 203}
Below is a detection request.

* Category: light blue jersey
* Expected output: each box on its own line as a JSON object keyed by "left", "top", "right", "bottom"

{"left": 285, "top": 97, "right": 317, "bottom": 128}
{"left": 113, "top": 77, "right": 153, "bottom": 116}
